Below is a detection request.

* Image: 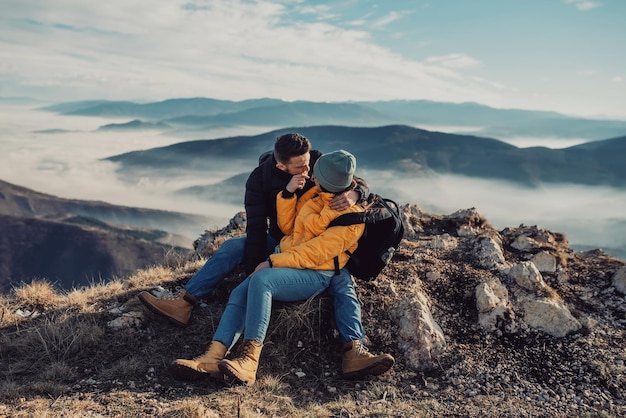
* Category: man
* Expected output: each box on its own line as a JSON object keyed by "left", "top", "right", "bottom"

{"left": 138, "top": 133, "right": 393, "bottom": 379}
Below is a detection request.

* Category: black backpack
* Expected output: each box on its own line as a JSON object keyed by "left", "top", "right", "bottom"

{"left": 329, "top": 194, "right": 405, "bottom": 281}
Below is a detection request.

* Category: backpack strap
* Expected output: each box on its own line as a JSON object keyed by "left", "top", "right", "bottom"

{"left": 328, "top": 212, "right": 365, "bottom": 275}
{"left": 328, "top": 212, "right": 365, "bottom": 228}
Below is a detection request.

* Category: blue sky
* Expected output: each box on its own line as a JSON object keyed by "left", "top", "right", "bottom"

{"left": 1, "top": 0, "right": 625, "bottom": 118}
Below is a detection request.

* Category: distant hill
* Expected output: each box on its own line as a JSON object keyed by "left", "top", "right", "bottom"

{"left": 97, "top": 119, "right": 171, "bottom": 131}
{"left": 0, "top": 180, "right": 223, "bottom": 291}
{"left": 106, "top": 125, "right": 626, "bottom": 189}
{"left": 0, "top": 214, "right": 189, "bottom": 293}
{"left": 42, "top": 97, "right": 285, "bottom": 119}
{"left": 164, "top": 102, "right": 397, "bottom": 128}
{"left": 0, "top": 179, "right": 216, "bottom": 239}
{"left": 41, "top": 97, "right": 626, "bottom": 140}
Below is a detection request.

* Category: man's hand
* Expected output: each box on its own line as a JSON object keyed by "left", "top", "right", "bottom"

{"left": 286, "top": 173, "right": 310, "bottom": 193}
{"left": 329, "top": 190, "right": 358, "bottom": 211}
{"left": 249, "top": 260, "right": 271, "bottom": 277}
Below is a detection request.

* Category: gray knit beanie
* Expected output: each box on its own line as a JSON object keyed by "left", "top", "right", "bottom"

{"left": 313, "top": 150, "right": 356, "bottom": 193}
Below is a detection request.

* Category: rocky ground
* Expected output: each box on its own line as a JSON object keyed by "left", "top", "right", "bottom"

{"left": 1, "top": 205, "right": 625, "bottom": 417}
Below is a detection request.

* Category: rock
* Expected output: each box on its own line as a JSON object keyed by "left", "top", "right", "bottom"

{"left": 192, "top": 212, "right": 247, "bottom": 259}
{"left": 392, "top": 291, "right": 446, "bottom": 370}
{"left": 430, "top": 233, "right": 457, "bottom": 250}
{"left": 476, "top": 282, "right": 501, "bottom": 313}
{"left": 612, "top": 266, "right": 626, "bottom": 294}
{"left": 509, "top": 261, "right": 547, "bottom": 292}
{"left": 107, "top": 311, "right": 144, "bottom": 329}
{"left": 457, "top": 224, "right": 478, "bottom": 237}
{"left": 511, "top": 235, "right": 541, "bottom": 251}
{"left": 476, "top": 278, "right": 515, "bottom": 333}
{"left": 531, "top": 251, "right": 557, "bottom": 273}
{"left": 479, "top": 305, "right": 515, "bottom": 333}
{"left": 522, "top": 299, "right": 581, "bottom": 337}
{"left": 401, "top": 205, "right": 429, "bottom": 238}
{"left": 475, "top": 236, "right": 506, "bottom": 270}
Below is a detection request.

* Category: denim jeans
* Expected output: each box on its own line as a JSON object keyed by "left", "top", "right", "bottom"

{"left": 184, "top": 235, "right": 278, "bottom": 298}
{"left": 328, "top": 270, "right": 364, "bottom": 343}
{"left": 186, "top": 235, "right": 365, "bottom": 344}
{"left": 212, "top": 267, "right": 333, "bottom": 348}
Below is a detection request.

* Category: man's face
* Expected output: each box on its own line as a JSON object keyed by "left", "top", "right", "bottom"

{"left": 278, "top": 153, "right": 310, "bottom": 176}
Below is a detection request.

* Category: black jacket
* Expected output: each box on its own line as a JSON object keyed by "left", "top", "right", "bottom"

{"left": 243, "top": 150, "right": 369, "bottom": 274}
{"left": 243, "top": 150, "right": 321, "bottom": 274}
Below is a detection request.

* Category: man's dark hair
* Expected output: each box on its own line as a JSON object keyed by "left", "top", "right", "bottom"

{"left": 274, "top": 133, "right": 311, "bottom": 164}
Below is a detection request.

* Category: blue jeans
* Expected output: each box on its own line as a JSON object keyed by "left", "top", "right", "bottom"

{"left": 184, "top": 235, "right": 278, "bottom": 298}
{"left": 213, "top": 267, "right": 333, "bottom": 348}
{"left": 186, "top": 235, "right": 365, "bottom": 344}
{"left": 328, "top": 270, "right": 364, "bottom": 343}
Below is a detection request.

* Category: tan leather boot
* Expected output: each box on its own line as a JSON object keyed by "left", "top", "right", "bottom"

{"left": 137, "top": 289, "right": 196, "bottom": 326}
{"left": 218, "top": 340, "right": 263, "bottom": 386}
{"left": 342, "top": 340, "right": 395, "bottom": 379}
{"left": 169, "top": 341, "right": 229, "bottom": 381}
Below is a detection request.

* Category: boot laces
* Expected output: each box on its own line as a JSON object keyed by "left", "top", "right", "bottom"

{"left": 354, "top": 341, "right": 372, "bottom": 357}
{"left": 236, "top": 342, "right": 260, "bottom": 363}
{"left": 240, "top": 343, "right": 254, "bottom": 358}
{"left": 193, "top": 343, "right": 216, "bottom": 361}
{"left": 150, "top": 286, "right": 183, "bottom": 299}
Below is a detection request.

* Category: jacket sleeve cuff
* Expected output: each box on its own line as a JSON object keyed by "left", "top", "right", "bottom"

{"left": 281, "top": 189, "right": 295, "bottom": 199}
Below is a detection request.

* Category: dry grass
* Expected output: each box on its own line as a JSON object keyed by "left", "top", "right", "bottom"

{"left": 12, "top": 280, "right": 62, "bottom": 311}
{"left": 0, "top": 262, "right": 422, "bottom": 417}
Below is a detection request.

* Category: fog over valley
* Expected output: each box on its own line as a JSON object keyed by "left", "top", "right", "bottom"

{"left": 1, "top": 105, "right": 625, "bottom": 261}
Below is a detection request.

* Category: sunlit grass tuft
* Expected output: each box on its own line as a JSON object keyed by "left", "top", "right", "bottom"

{"left": 12, "top": 280, "right": 63, "bottom": 311}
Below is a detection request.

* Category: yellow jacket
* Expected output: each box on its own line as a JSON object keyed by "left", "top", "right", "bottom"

{"left": 269, "top": 187, "right": 365, "bottom": 271}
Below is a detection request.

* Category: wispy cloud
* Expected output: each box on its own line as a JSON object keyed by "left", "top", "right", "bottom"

{"left": 563, "top": 0, "right": 602, "bottom": 11}
{"left": 296, "top": 4, "right": 335, "bottom": 20}
{"left": 426, "top": 53, "right": 480, "bottom": 69}
{"left": 370, "top": 11, "right": 402, "bottom": 28}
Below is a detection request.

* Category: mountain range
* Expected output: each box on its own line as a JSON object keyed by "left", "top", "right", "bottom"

{"left": 105, "top": 124, "right": 626, "bottom": 191}
{"left": 0, "top": 180, "right": 221, "bottom": 292}
{"left": 41, "top": 97, "right": 626, "bottom": 141}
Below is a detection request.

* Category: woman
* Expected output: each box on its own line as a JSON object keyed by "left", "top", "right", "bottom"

{"left": 169, "top": 150, "right": 365, "bottom": 385}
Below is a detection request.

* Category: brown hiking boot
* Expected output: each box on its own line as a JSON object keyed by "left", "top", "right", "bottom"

{"left": 169, "top": 341, "right": 229, "bottom": 381}
{"left": 137, "top": 289, "right": 197, "bottom": 326}
{"left": 218, "top": 340, "right": 263, "bottom": 386}
{"left": 342, "top": 340, "right": 394, "bottom": 379}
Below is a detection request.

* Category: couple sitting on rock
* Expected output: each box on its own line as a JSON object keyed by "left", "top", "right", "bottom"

{"left": 138, "top": 133, "right": 394, "bottom": 385}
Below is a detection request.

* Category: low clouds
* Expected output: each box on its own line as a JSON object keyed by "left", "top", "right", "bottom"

{"left": 363, "top": 170, "right": 626, "bottom": 257}
{"left": 2, "top": 106, "right": 624, "bottom": 260}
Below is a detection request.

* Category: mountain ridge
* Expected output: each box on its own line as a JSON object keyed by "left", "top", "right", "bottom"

{"left": 40, "top": 97, "right": 626, "bottom": 140}
{"left": 0, "top": 179, "right": 226, "bottom": 291}
{"left": 105, "top": 125, "right": 626, "bottom": 189}
{"left": 0, "top": 213, "right": 190, "bottom": 293}
{"left": 0, "top": 179, "right": 216, "bottom": 239}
